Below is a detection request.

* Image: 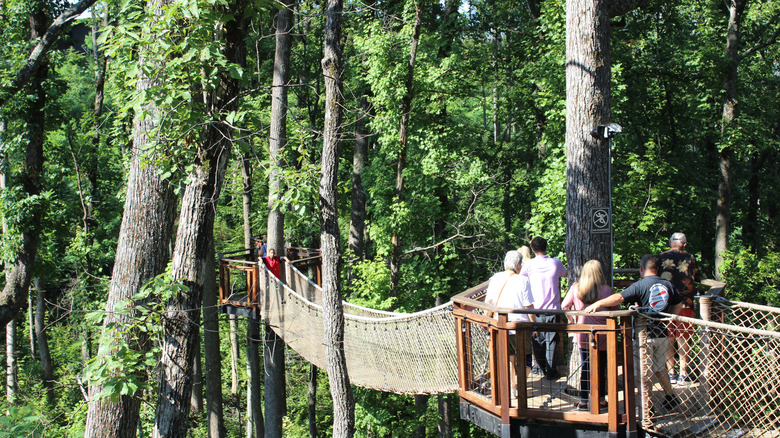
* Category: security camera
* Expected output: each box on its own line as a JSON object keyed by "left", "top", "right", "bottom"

{"left": 590, "top": 123, "right": 622, "bottom": 139}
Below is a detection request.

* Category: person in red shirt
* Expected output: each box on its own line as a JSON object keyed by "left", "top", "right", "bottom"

{"left": 264, "top": 248, "right": 281, "bottom": 279}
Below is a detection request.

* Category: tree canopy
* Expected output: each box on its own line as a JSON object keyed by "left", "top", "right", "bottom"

{"left": 0, "top": 0, "right": 778, "bottom": 435}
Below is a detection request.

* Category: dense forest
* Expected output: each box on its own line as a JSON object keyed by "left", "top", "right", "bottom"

{"left": 0, "top": 0, "right": 778, "bottom": 436}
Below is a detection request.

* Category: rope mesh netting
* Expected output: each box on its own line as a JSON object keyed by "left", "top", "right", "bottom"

{"left": 246, "top": 259, "right": 780, "bottom": 435}
{"left": 636, "top": 300, "right": 780, "bottom": 438}
{"left": 262, "top": 262, "right": 459, "bottom": 394}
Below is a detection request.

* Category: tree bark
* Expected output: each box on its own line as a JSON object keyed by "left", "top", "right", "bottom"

{"left": 85, "top": 2, "right": 179, "bottom": 436}
{"left": 202, "top": 239, "right": 226, "bottom": 438}
{"left": 714, "top": 0, "right": 745, "bottom": 278}
{"left": 242, "top": 152, "right": 253, "bottom": 251}
{"left": 34, "top": 278, "right": 54, "bottom": 404}
{"left": 152, "top": 0, "right": 246, "bottom": 434}
{"left": 248, "top": 319, "right": 263, "bottom": 438}
{"left": 389, "top": 1, "right": 423, "bottom": 297}
{"left": 0, "top": 0, "right": 48, "bottom": 330}
{"left": 308, "top": 363, "right": 318, "bottom": 438}
{"left": 564, "top": 0, "right": 613, "bottom": 282}
{"left": 5, "top": 319, "right": 16, "bottom": 404}
{"left": 229, "top": 315, "right": 241, "bottom": 395}
{"left": 190, "top": 328, "right": 204, "bottom": 415}
{"left": 264, "top": 2, "right": 294, "bottom": 436}
{"left": 348, "top": 96, "right": 370, "bottom": 263}
{"left": 321, "top": 1, "right": 355, "bottom": 437}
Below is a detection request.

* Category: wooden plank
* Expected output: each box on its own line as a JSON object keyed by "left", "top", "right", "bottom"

{"left": 606, "top": 317, "right": 619, "bottom": 433}
{"left": 621, "top": 317, "right": 637, "bottom": 436}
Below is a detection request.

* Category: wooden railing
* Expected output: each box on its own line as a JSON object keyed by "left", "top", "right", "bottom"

{"left": 452, "top": 284, "right": 638, "bottom": 437}
{"left": 217, "top": 248, "right": 322, "bottom": 318}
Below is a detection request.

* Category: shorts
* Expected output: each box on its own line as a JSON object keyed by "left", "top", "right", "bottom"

{"left": 508, "top": 334, "right": 533, "bottom": 367}
{"left": 669, "top": 307, "right": 695, "bottom": 340}
{"left": 646, "top": 337, "right": 670, "bottom": 374}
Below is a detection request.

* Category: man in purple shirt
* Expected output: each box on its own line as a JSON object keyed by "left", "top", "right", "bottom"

{"left": 521, "top": 237, "right": 568, "bottom": 380}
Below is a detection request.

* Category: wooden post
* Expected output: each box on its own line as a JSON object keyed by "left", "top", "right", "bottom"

{"left": 622, "top": 316, "right": 638, "bottom": 437}
{"left": 495, "top": 314, "right": 511, "bottom": 438}
{"left": 516, "top": 330, "right": 528, "bottom": 412}
{"left": 606, "top": 317, "right": 618, "bottom": 433}
{"left": 635, "top": 316, "right": 652, "bottom": 430}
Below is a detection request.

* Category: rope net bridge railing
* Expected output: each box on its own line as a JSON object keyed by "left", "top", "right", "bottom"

{"left": 636, "top": 295, "right": 780, "bottom": 438}
{"left": 220, "top": 254, "right": 780, "bottom": 436}
{"left": 265, "top": 260, "right": 460, "bottom": 395}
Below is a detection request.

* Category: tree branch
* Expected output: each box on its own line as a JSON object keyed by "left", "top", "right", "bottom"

{"left": 0, "top": 0, "right": 99, "bottom": 108}
{"left": 738, "top": 13, "right": 780, "bottom": 61}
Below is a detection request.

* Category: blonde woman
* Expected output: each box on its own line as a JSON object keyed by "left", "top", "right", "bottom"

{"left": 562, "top": 260, "right": 616, "bottom": 411}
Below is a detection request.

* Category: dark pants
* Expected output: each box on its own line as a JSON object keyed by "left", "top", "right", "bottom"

{"left": 531, "top": 314, "right": 560, "bottom": 379}
{"left": 580, "top": 349, "right": 607, "bottom": 404}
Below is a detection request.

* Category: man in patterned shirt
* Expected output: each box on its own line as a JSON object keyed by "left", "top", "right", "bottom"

{"left": 658, "top": 232, "right": 697, "bottom": 385}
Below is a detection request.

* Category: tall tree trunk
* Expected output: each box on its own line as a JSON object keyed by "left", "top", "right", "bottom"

{"left": 264, "top": 2, "right": 294, "bottom": 437}
{"left": 308, "top": 363, "right": 318, "bottom": 438}
{"left": 230, "top": 315, "right": 240, "bottom": 396}
{"left": 389, "top": 1, "right": 423, "bottom": 297}
{"left": 202, "top": 239, "right": 226, "bottom": 438}
{"left": 247, "top": 319, "right": 263, "bottom": 438}
{"left": 34, "top": 278, "right": 54, "bottom": 404}
{"left": 414, "top": 394, "right": 428, "bottom": 437}
{"left": 190, "top": 329, "right": 203, "bottom": 415}
{"left": 0, "top": 0, "right": 47, "bottom": 330}
{"left": 152, "top": 0, "right": 245, "bottom": 434}
{"left": 85, "top": 2, "right": 179, "bottom": 435}
{"left": 715, "top": 0, "right": 745, "bottom": 278}
{"left": 564, "top": 0, "right": 613, "bottom": 282}
{"left": 5, "top": 319, "right": 16, "bottom": 404}
{"left": 321, "top": 1, "right": 355, "bottom": 437}
{"left": 236, "top": 149, "right": 252, "bottom": 401}
{"left": 745, "top": 153, "right": 762, "bottom": 251}
{"left": 242, "top": 152, "right": 253, "bottom": 251}
{"left": 348, "top": 96, "right": 370, "bottom": 264}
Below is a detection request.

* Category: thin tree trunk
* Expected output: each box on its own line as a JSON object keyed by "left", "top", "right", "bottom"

{"left": 0, "top": 0, "right": 47, "bottom": 330}
{"left": 5, "top": 319, "right": 16, "bottom": 404}
{"left": 34, "top": 278, "right": 54, "bottom": 404}
{"left": 715, "top": 0, "right": 744, "bottom": 278}
{"left": 203, "top": 239, "right": 226, "bottom": 438}
{"left": 230, "top": 315, "right": 241, "bottom": 395}
{"left": 436, "top": 293, "right": 452, "bottom": 438}
{"left": 321, "top": 1, "right": 354, "bottom": 437}
{"left": 414, "top": 395, "right": 428, "bottom": 437}
{"left": 85, "top": 2, "right": 179, "bottom": 435}
{"left": 29, "top": 292, "right": 36, "bottom": 357}
{"left": 308, "top": 364, "right": 318, "bottom": 438}
{"left": 348, "top": 96, "right": 370, "bottom": 263}
{"left": 242, "top": 152, "right": 253, "bottom": 251}
{"left": 389, "top": 1, "right": 423, "bottom": 297}
{"left": 264, "top": 3, "right": 294, "bottom": 436}
{"left": 248, "top": 319, "right": 263, "bottom": 438}
{"left": 190, "top": 328, "right": 204, "bottom": 415}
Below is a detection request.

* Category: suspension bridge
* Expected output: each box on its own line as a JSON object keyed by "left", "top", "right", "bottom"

{"left": 218, "top": 247, "right": 780, "bottom": 438}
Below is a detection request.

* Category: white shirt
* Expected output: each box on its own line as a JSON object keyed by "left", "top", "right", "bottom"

{"left": 484, "top": 270, "right": 534, "bottom": 323}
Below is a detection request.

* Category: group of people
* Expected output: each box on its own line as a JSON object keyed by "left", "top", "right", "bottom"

{"left": 485, "top": 233, "right": 698, "bottom": 413}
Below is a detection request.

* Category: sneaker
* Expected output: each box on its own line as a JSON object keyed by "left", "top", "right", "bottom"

{"left": 662, "top": 394, "right": 680, "bottom": 411}
{"left": 668, "top": 372, "right": 678, "bottom": 384}
{"left": 677, "top": 374, "right": 692, "bottom": 386}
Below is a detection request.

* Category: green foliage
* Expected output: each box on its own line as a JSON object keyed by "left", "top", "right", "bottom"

{"left": 0, "top": 405, "right": 42, "bottom": 437}
{"left": 84, "top": 267, "right": 188, "bottom": 402}
{"left": 720, "top": 240, "right": 780, "bottom": 306}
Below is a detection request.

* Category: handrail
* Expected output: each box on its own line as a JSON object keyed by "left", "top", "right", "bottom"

{"left": 453, "top": 292, "right": 637, "bottom": 436}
